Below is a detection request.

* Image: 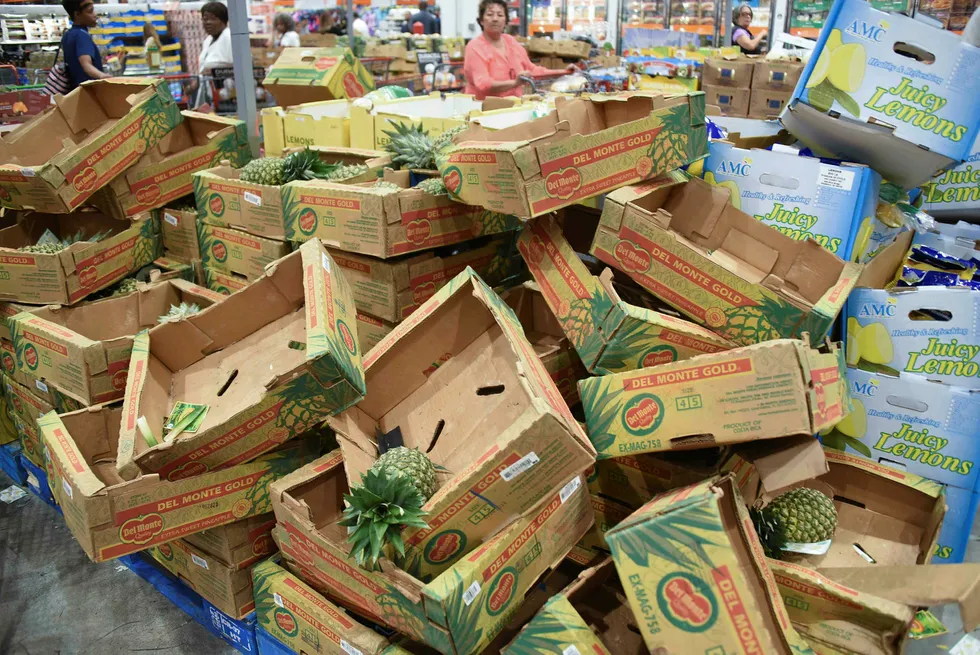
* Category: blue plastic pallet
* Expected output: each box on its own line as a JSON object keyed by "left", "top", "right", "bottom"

{"left": 0, "top": 441, "right": 27, "bottom": 485}
{"left": 121, "top": 553, "right": 258, "bottom": 654}
{"left": 19, "top": 454, "right": 58, "bottom": 509}
{"left": 256, "top": 627, "right": 294, "bottom": 655}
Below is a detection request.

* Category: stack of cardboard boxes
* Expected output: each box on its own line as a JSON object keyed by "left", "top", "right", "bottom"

{"left": 702, "top": 56, "right": 803, "bottom": 118}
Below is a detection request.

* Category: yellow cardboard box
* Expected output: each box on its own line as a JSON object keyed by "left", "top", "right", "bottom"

{"left": 149, "top": 537, "right": 257, "bottom": 618}
{"left": 262, "top": 99, "right": 352, "bottom": 157}
{"left": 197, "top": 221, "right": 290, "bottom": 283}
{"left": 263, "top": 48, "right": 375, "bottom": 108}
{"left": 586, "top": 450, "right": 719, "bottom": 510}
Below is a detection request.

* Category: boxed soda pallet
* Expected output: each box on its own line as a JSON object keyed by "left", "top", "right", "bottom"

{"left": 330, "top": 268, "right": 594, "bottom": 578}
{"left": 578, "top": 337, "right": 847, "bottom": 459}
{"left": 0, "top": 78, "right": 181, "bottom": 213}
{"left": 158, "top": 207, "right": 202, "bottom": 262}
{"left": 271, "top": 449, "right": 592, "bottom": 655}
{"left": 41, "top": 404, "right": 322, "bottom": 562}
{"left": 183, "top": 513, "right": 277, "bottom": 570}
{"left": 702, "top": 57, "right": 754, "bottom": 88}
{"left": 0, "top": 210, "right": 161, "bottom": 305}
{"left": 920, "top": 135, "right": 979, "bottom": 217}
{"left": 116, "top": 239, "right": 366, "bottom": 482}
{"left": 747, "top": 89, "right": 794, "bottom": 120}
{"left": 197, "top": 222, "right": 290, "bottom": 283}
{"left": 8, "top": 279, "right": 221, "bottom": 406}
{"left": 591, "top": 172, "right": 862, "bottom": 345}
{"left": 438, "top": 93, "right": 708, "bottom": 220}
{"left": 518, "top": 214, "right": 735, "bottom": 375}
{"left": 148, "top": 536, "right": 257, "bottom": 619}
{"left": 701, "top": 85, "right": 751, "bottom": 117}
{"left": 263, "top": 47, "right": 375, "bottom": 108}
{"left": 355, "top": 310, "right": 395, "bottom": 354}
{"left": 192, "top": 147, "right": 391, "bottom": 240}
{"left": 605, "top": 475, "right": 815, "bottom": 654}
{"left": 782, "top": 0, "right": 980, "bottom": 188}
{"left": 92, "top": 112, "right": 252, "bottom": 220}
{"left": 703, "top": 142, "right": 881, "bottom": 258}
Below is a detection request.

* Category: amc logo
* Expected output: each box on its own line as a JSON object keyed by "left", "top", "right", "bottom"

{"left": 405, "top": 219, "right": 432, "bottom": 245}
{"left": 485, "top": 567, "right": 518, "bottom": 616}
{"left": 273, "top": 608, "right": 299, "bottom": 637}
{"left": 23, "top": 345, "right": 39, "bottom": 371}
{"left": 78, "top": 265, "right": 99, "bottom": 289}
{"left": 211, "top": 241, "right": 228, "bottom": 263}
{"left": 424, "top": 529, "right": 467, "bottom": 566}
{"left": 209, "top": 194, "right": 225, "bottom": 217}
{"left": 111, "top": 368, "right": 128, "bottom": 391}
{"left": 656, "top": 572, "right": 717, "bottom": 632}
{"left": 622, "top": 394, "right": 664, "bottom": 436}
{"left": 642, "top": 346, "right": 677, "bottom": 368}
{"left": 858, "top": 303, "right": 895, "bottom": 318}
{"left": 119, "top": 513, "right": 165, "bottom": 545}
{"left": 851, "top": 379, "right": 879, "bottom": 398}
{"left": 297, "top": 208, "right": 318, "bottom": 236}
{"left": 135, "top": 185, "right": 163, "bottom": 207}
{"left": 336, "top": 319, "right": 358, "bottom": 355}
{"left": 341, "top": 71, "right": 366, "bottom": 98}
{"left": 544, "top": 167, "right": 581, "bottom": 200}
{"left": 614, "top": 240, "right": 652, "bottom": 274}
{"left": 845, "top": 19, "right": 887, "bottom": 42}
{"left": 167, "top": 461, "right": 209, "bottom": 481}
{"left": 72, "top": 167, "right": 99, "bottom": 194}
{"left": 443, "top": 168, "right": 463, "bottom": 194}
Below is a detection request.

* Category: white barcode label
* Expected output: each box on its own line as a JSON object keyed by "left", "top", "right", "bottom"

{"left": 273, "top": 593, "right": 284, "bottom": 607}
{"left": 500, "top": 452, "right": 539, "bottom": 481}
{"left": 20, "top": 168, "right": 35, "bottom": 178}
{"left": 163, "top": 212, "right": 179, "bottom": 226}
{"left": 818, "top": 165, "right": 855, "bottom": 191}
{"left": 35, "top": 379, "right": 48, "bottom": 393}
{"left": 462, "top": 581, "right": 481, "bottom": 606}
{"left": 340, "top": 640, "right": 364, "bottom": 655}
{"left": 559, "top": 477, "right": 581, "bottom": 504}
{"left": 62, "top": 478, "right": 73, "bottom": 499}
{"left": 563, "top": 646, "right": 582, "bottom": 655}
{"left": 243, "top": 191, "right": 262, "bottom": 206}
{"left": 191, "top": 553, "right": 209, "bottom": 569}
{"left": 322, "top": 253, "right": 331, "bottom": 273}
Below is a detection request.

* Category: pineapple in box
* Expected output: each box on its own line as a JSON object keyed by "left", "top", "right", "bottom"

{"left": 239, "top": 148, "right": 368, "bottom": 185}
{"left": 382, "top": 122, "right": 436, "bottom": 171}
{"left": 751, "top": 487, "right": 838, "bottom": 560}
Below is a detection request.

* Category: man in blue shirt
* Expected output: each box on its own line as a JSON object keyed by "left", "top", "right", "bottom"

{"left": 402, "top": 1, "right": 440, "bottom": 34}
{"left": 61, "top": 0, "right": 109, "bottom": 91}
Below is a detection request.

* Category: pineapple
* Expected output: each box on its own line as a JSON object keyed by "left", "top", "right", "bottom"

{"left": 239, "top": 157, "right": 285, "bottom": 185}
{"left": 240, "top": 149, "right": 365, "bottom": 185}
{"left": 112, "top": 278, "right": 140, "bottom": 296}
{"left": 18, "top": 229, "right": 108, "bottom": 254}
{"left": 415, "top": 178, "right": 447, "bottom": 195}
{"left": 159, "top": 302, "right": 201, "bottom": 324}
{"left": 324, "top": 163, "right": 368, "bottom": 181}
{"left": 373, "top": 180, "right": 402, "bottom": 191}
{"left": 751, "top": 487, "right": 838, "bottom": 559}
{"left": 432, "top": 125, "right": 467, "bottom": 154}
{"left": 382, "top": 122, "right": 436, "bottom": 171}
{"left": 280, "top": 148, "right": 341, "bottom": 182}
{"left": 340, "top": 447, "right": 436, "bottom": 570}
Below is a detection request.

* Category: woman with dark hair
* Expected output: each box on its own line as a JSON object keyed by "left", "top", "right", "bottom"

{"left": 273, "top": 13, "right": 300, "bottom": 48}
{"left": 464, "top": 0, "right": 575, "bottom": 100}
{"left": 731, "top": 3, "right": 766, "bottom": 54}
{"left": 198, "top": 1, "right": 232, "bottom": 74}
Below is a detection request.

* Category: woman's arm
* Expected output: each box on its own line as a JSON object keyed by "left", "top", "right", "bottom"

{"left": 79, "top": 54, "right": 109, "bottom": 79}
{"left": 736, "top": 30, "right": 765, "bottom": 50}
{"left": 463, "top": 47, "right": 520, "bottom": 96}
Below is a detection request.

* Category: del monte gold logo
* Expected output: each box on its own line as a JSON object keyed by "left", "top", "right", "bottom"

{"left": 443, "top": 167, "right": 463, "bottom": 194}
{"left": 623, "top": 394, "right": 664, "bottom": 435}
{"left": 614, "top": 239, "right": 652, "bottom": 274}
{"left": 273, "top": 607, "right": 299, "bottom": 637}
{"left": 486, "top": 567, "right": 518, "bottom": 615}
{"left": 545, "top": 167, "right": 581, "bottom": 200}
{"left": 72, "top": 167, "right": 98, "bottom": 193}
{"left": 656, "top": 571, "right": 718, "bottom": 632}
{"left": 135, "top": 184, "right": 162, "bottom": 206}
{"left": 209, "top": 194, "right": 225, "bottom": 217}
{"left": 642, "top": 346, "right": 678, "bottom": 367}
{"left": 120, "top": 513, "right": 165, "bottom": 545}
{"left": 341, "top": 71, "right": 365, "bottom": 98}
{"left": 336, "top": 319, "right": 357, "bottom": 355}
{"left": 405, "top": 219, "right": 432, "bottom": 245}
{"left": 423, "top": 529, "right": 466, "bottom": 565}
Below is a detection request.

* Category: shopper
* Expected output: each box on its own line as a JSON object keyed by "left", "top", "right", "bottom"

{"left": 402, "top": 1, "right": 439, "bottom": 34}
{"left": 143, "top": 21, "right": 162, "bottom": 71}
{"left": 61, "top": 0, "right": 110, "bottom": 91}
{"left": 199, "top": 2, "right": 233, "bottom": 74}
{"left": 273, "top": 14, "right": 301, "bottom": 48}
{"left": 731, "top": 3, "right": 766, "bottom": 54}
{"left": 464, "top": 0, "right": 574, "bottom": 100}
{"left": 352, "top": 12, "right": 370, "bottom": 38}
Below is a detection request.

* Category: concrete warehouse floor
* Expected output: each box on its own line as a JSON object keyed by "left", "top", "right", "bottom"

{"left": 0, "top": 468, "right": 978, "bottom": 655}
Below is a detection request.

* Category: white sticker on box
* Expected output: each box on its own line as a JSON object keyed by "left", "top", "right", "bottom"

{"left": 818, "top": 165, "right": 855, "bottom": 192}
{"left": 62, "top": 478, "right": 73, "bottom": 499}
{"left": 35, "top": 379, "right": 48, "bottom": 394}
{"left": 563, "top": 647, "right": 582, "bottom": 655}
{"left": 243, "top": 191, "right": 262, "bottom": 206}
{"left": 164, "top": 212, "right": 179, "bottom": 226}
{"left": 322, "top": 252, "right": 331, "bottom": 273}
{"left": 462, "top": 581, "right": 481, "bottom": 606}
{"left": 559, "top": 477, "right": 581, "bottom": 504}
{"left": 341, "top": 641, "right": 364, "bottom": 655}
{"left": 20, "top": 168, "right": 35, "bottom": 178}
{"left": 191, "top": 553, "right": 209, "bottom": 569}
{"left": 500, "top": 452, "right": 539, "bottom": 481}
{"left": 273, "top": 593, "right": 284, "bottom": 608}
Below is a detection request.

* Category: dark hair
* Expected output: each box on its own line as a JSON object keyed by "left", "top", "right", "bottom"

{"left": 62, "top": 0, "right": 89, "bottom": 20}
{"left": 418, "top": 0, "right": 429, "bottom": 9}
{"left": 273, "top": 13, "right": 295, "bottom": 32}
{"left": 201, "top": 1, "right": 228, "bottom": 24}
{"left": 477, "top": 0, "right": 508, "bottom": 27}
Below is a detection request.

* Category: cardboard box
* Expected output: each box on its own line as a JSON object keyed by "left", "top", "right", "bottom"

{"left": 605, "top": 475, "right": 814, "bottom": 654}
{"left": 41, "top": 404, "right": 322, "bottom": 562}
{"left": 0, "top": 78, "right": 181, "bottom": 214}
{"left": 203, "top": 265, "right": 250, "bottom": 296}
{"left": 263, "top": 48, "right": 375, "bottom": 108}
{"left": 0, "top": 210, "right": 161, "bottom": 305}
{"left": 9, "top": 279, "right": 221, "bottom": 406}
{"left": 439, "top": 93, "right": 708, "bottom": 220}
{"left": 0, "top": 380, "right": 16, "bottom": 447}
{"left": 366, "top": 95, "right": 505, "bottom": 151}
{"left": 158, "top": 207, "right": 201, "bottom": 262}
{"left": 92, "top": 112, "right": 251, "bottom": 219}
{"left": 586, "top": 450, "right": 719, "bottom": 510}
{"left": 701, "top": 84, "right": 750, "bottom": 117}
{"left": 151, "top": 254, "right": 203, "bottom": 286}
{"left": 935, "top": 483, "right": 979, "bottom": 564}
{"left": 703, "top": 142, "right": 880, "bottom": 258}
{"left": 769, "top": 559, "right": 914, "bottom": 655}
{"left": 592, "top": 173, "right": 863, "bottom": 346}
{"left": 703, "top": 57, "right": 755, "bottom": 88}
{"left": 526, "top": 38, "right": 556, "bottom": 56}
{"left": 752, "top": 60, "right": 803, "bottom": 91}
{"left": 271, "top": 449, "right": 592, "bottom": 655}
{"left": 192, "top": 147, "right": 391, "bottom": 241}
{"left": 576, "top": 493, "right": 632, "bottom": 559}
{"left": 262, "top": 99, "right": 352, "bottom": 157}
{"left": 748, "top": 88, "right": 794, "bottom": 119}
{"left": 518, "top": 214, "right": 735, "bottom": 374}
{"left": 148, "top": 537, "right": 256, "bottom": 618}
{"left": 197, "top": 221, "right": 290, "bottom": 283}
{"left": 300, "top": 33, "right": 337, "bottom": 48}
{"left": 184, "top": 512, "right": 277, "bottom": 570}
{"left": 0, "top": 88, "right": 53, "bottom": 124}
{"left": 2, "top": 373, "right": 55, "bottom": 466}
{"left": 784, "top": 0, "right": 980, "bottom": 188}
{"left": 252, "top": 47, "right": 282, "bottom": 69}
{"left": 117, "top": 239, "right": 366, "bottom": 481}
{"left": 330, "top": 267, "right": 595, "bottom": 578}
{"left": 355, "top": 311, "right": 394, "bottom": 354}
{"left": 578, "top": 337, "right": 847, "bottom": 459}
{"left": 553, "top": 39, "right": 592, "bottom": 59}
{"left": 920, "top": 135, "right": 980, "bottom": 217}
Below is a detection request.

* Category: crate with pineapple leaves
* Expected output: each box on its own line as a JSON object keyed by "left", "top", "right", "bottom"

{"left": 92, "top": 112, "right": 252, "bottom": 220}
{"left": 0, "top": 209, "right": 161, "bottom": 305}
{"left": 9, "top": 279, "right": 220, "bottom": 406}
{"left": 0, "top": 78, "right": 182, "bottom": 214}
{"left": 518, "top": 214, "right": 735, "bottom": 375}
{"left": 270, "top": 448, "right": 592, "bottom": 655}
{"left": 263, "top": 47, "right": 376, "bottom": 107}
{"left": 116, "top": 238, "right": 366, "bottom": 482}
{"left": 192, "top": 146, "right": 391, "bottom": 240}
{"left": 41, "top": 404, "right": 323, "bottom": 562}
{"left": 437, "top": 93, "right": 708, "bottom": 220}
{"left": 197, "top": 221, "right": 291, "bottom": 283}
{"left": 592, "top": 172, "right": 862, "bottom": 346}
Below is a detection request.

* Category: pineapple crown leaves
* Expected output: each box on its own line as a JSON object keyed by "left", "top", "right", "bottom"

{"left": 750, "top": 506, "right": 788, "bottom": 559}
{"left": 340, "top": 467, "right": 429, "bottom": 570}
{"left": 381, "top": 121, "right": 435, "bottom": 171}
{"left": 158, "top": 302, "right": 201, "bottom": 324}
{"left": 282, "top": 148, "right": 343, "bottom": 183}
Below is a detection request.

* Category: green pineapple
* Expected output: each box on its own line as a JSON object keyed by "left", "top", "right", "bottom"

{"left": 751, "top": 487, "right": 838, "bottom": 559}
{"left": 373, "top": 180, "right": 402, "bottom": 191}
{"left": 239, "top": 157, "right": 285, "bottom": 185}
{"left": 18, "top": 229, "right": 109, "bottom": 254}
{"left": 112, "top": 278, "right": 140, "bottom": 296}
{"left": 324, "top": 163, "right": 368, "bottom": 181}
{"left": 382, "top": 122, "right": 435, "bottom": 171}
{"left": 432, "top": 124, "right": 467, "bottom": 154}
{"left": 159, "top": 302, "right": 201, "bottom": 324}
{"left": 340, "top": 447, "right": 436, "bottom": 570}
{"left": 280, "top": 148, "right": 342, "bottom": 183}
{"left": 415, "top": 178, "right": 447, "bottom": 195}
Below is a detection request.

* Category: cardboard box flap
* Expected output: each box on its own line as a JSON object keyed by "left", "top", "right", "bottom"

{"left": 856, "top": 230, "right": 913, "bottom": 289}
{"left": 729, "top": 435, "right": 828, "bottom": 505}
{"left": 37, "top": 406, "right": 111, "bottom": 497}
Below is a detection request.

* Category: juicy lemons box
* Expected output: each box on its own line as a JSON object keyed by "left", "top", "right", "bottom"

{"left": 579, "top": 334, "right": 848, "bottom": 460}
{"left": 0, "top": 78, "right": 181, "bottom": 214}
{"left": 591, "top": 172, "right": 862, "bottom": 346}
{"left": 518, "top": 214, "right": 735, "bottom": 375}
{"left": 183, "top": 512, "right": 277, "bottom": 570}
{"left": 438, "top": 93, "right": 708, "bottom": 220}
{"left": 158, "top": 207, "right": 202, "bottom": 262}
{"left": 279, "top": 170, "right": 522, "bottom": 259}
{"left": 921, "top": 135, "right": 980, "bottom": 217}
{"left": 116, "top": 239, "right": 365, "bottom": 482}
{"left": 197, "top": 221, "right": 290, "bottom": 283}
{"left": 0, "top": 209, "right": 161, "bottom": 305}
{"left": 263, "top": 48, "right": 375, "bottom": 108}
{"left": 330, "top": 268, "right": 595, "bottom": 581}
{"left": 41, "top": 404, "right": 321, "bottom": 562}
{"left": 92, "top": 112, "right": 251, "bottom": 220}
{"left": 270, "top": 450, "right": 592, "bottom": 655}
{"left": 784, "top": 0, "right": 980, "bottom": 187}
{"left": 605, "top": 475, "right": 816, "bottom": 654}
{"left": 702, "top": 141, "right": 881, "bottom": 259}
{"left": 8, "top": 279, "right": 221, "bottom": 406}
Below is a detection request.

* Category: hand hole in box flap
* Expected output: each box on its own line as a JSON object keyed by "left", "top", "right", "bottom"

{"left": 476, "top": 384, "right": 505, "bottom": 396}
{"left": 893, "top": 42, "right": 935, "bottom": 64}
{"left": 878, "top": 456, "right": 909, "bottom": 473}
{"left": 885, "top": 395, "right": 928, "bottom": 413}
{"left": 908, "top": 309, "right": 952, "bottom": 321}
{"left": 835, "top": 495, "right": 866, "bottom": 510}
{"left": 852, "top": 542, "right": 876, "bottom": 563}
{"left": 217, "top": 369, "right": 238, "bottom": 397}
{"left": 427, "top": 419, "right": 445, "bottom": 454}
{"left": 759, "top": 173, "right": 800, "bottom": 191}
{"left": 669, "top": 434, "right": 716, "bottom": 448}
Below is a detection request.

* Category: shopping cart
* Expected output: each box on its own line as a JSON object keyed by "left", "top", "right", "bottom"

{"left": 205, "top": 65, "right": 273, "bottom": 115}
{"left": 518, "top": 69, "right": 594, "bottom": 96}
{"left": 425, "top": 62, "right": 465, "bottom": 93}
{"left": 359, "top": 56, "right": 392, "bottom": 87}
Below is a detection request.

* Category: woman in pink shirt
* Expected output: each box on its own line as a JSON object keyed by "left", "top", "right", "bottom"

{"left": 464, "top": 0, "right": 576, "bottom": 100}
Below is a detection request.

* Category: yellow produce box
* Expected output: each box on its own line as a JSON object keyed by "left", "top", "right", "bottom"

{"left": 262, "top": 99, "right": 352, "bottom": 157}
{"left": 263, "top": 48, "right": 375, "bottom": 108}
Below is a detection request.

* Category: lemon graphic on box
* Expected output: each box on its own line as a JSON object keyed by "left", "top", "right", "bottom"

{"left": 846, "top": 317, "right": 862, "bottom": 366}
{"left": 858, "top": 322, "right": 893, "bottom": 365}
{"left": 805, "top": 28, "right": 865, "bottom": 118}
{"left": 835, "top": 398, "right": 867, "bottom": 439}
{"left": 703, "top": 171, "right": 741, "bottom": 210}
